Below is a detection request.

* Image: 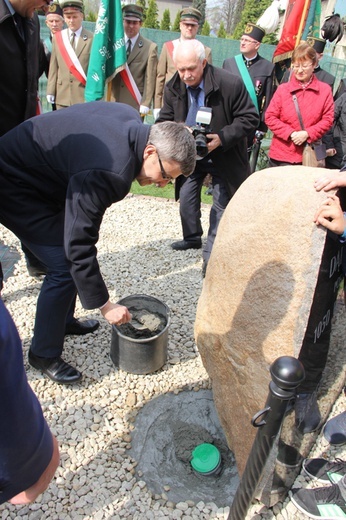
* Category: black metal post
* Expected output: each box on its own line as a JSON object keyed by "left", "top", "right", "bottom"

{"left": 228, "top": 356, "right": 305, "bottom": 520}
{"left": 249, "top": 131, "right": 265, "bottom": 173}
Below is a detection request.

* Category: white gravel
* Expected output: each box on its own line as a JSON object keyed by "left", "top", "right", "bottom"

{"left": 0, "top": 194, "right": 345, "bottom": 520}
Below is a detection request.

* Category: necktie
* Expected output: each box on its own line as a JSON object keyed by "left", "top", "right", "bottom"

{"left": 127, "top": 39, "right": 132, "bottom": 58}
{"left": 185, "top": 87, "right": 201, "bottom": 127}
{"left": 70, "top": 32, "right": 76, "bottom": 49}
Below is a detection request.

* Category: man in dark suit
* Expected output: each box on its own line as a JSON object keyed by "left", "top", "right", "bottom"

{"left": 157, "top": 40, "right": 259, "bottom": 275}
{"left": 223, "top": 22, "right": 276, "bottom": 157}
{"left": 0, "top": 102, "right": 196, "bottom": 384}
{"left": 111, "top": 4, "right": 158, "bottom": 116}
{"left": 0, "top": 0, "right": 48, "bottom": 277}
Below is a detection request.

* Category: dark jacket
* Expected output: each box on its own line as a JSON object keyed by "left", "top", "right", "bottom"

{"left": 0, "top": 299, "right": 53, "bottom": 504}
{"left": 0, "top": 0, "right": 44, "bottom": 136}
{"left": 223, "top": 54, "right": 276, "bottom": 132}
{"left": 157, "top": 64, "right": 259, "bottom": 197}
{"left": 324, "top": 92, "right": 346, "bottom": 169}
{"left": 0, "top": 103, "right": 150, "bottom": 309}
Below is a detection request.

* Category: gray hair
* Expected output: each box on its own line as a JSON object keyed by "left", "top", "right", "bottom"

{"left": 173, "top": 39, "right": 206, "bottom": 63}
{"left": 148, "top": 122, "right": 196, "bottom": 177}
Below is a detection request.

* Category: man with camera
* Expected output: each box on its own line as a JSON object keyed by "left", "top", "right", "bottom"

{"left": 157, "top": 39, "right": 259, "bottom": 275}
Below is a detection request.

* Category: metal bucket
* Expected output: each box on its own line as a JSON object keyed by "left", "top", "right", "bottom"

{"left": 110, "top": 294, "right": 170, "bottom": 375}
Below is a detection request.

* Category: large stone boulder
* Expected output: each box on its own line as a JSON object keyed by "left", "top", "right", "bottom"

{"left": 195, "top": 165, "right": 337, "bottom": 474}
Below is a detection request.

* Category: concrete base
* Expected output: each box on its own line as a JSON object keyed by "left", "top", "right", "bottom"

{"left": 129, "top": 389, "right": 240, "bottom": 506}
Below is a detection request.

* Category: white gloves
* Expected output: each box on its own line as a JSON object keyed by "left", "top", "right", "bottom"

{"left": 139, "top": 105, "right": 150, "bottom": 115}
{"left": 46, "top": 95, "right": 55, "bottom": 104}
{"left": 153, "top": 108, "right": 161, "bottom": 121}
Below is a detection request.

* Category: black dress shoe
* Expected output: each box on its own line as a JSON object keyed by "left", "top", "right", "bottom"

{"left": 65, "top": 319, "right": 100, "bottom": 336}
{"left": 27, "top": 265, "right": 47, "bottom": 277}
{"left": 171, "top": 239, "right": 202, "bottom": 251}
{"left": 28, "top": 351, "right": 82, "bottom": 384}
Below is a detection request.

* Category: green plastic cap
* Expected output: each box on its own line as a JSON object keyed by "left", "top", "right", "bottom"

{"left": 190, "top": 443, "right": 221, "bottom": 474}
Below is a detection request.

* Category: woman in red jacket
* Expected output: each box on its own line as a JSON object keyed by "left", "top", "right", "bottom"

{"left": 265, "top": 43, "right": 334, "bottom": 166}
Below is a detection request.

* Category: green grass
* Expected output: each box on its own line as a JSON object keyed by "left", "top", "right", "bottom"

{"left": 130, "top": 180, "right": 213, "bottom": 204}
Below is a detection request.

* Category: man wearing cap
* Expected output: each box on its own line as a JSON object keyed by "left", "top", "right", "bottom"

{"left": 111, "top": 4, "right": 158, "bottom": 116}
{"left": 154, "top": 7, "right": 212, "bottom": 115}
{"left": 223, "top": 22, "right": 275, "bottom": 157}
{"left": 46, "top": 0, "right": 93, "bottom": 109}
{"left": 43, "top": 2, "right": 64, "bottom": 74}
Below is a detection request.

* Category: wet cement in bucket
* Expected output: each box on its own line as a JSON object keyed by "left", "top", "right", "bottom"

{"left": 129, "top": 389, "right": 239, "bottom": 506}
{"left": 117, "top": 305, "right": 167, "bottom": 339}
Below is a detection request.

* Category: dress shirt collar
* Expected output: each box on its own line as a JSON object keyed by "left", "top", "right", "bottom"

{"left": 70, "top": 26, "right": 82, "bottom": 39}
{"left": 4, "top": 0, "right": 15, "bottom": 15}
{"left": 125, "top": 34, "right": 139, "bottom": 48}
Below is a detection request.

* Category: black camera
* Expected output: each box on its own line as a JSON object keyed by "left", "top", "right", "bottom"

{"left": 190, "top": 107, "right": 212, "bottom": 160}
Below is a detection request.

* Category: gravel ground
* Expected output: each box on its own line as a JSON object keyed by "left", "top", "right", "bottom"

{"left": 0, "top": 194, "right": 345, "bottom": 520}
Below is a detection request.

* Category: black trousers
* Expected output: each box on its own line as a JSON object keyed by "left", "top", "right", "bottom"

{"left": 177, "top": 158, "right": 231, "bottom": 262}
{"left": 21, "top": 239, "right": 77, "bottom": 358}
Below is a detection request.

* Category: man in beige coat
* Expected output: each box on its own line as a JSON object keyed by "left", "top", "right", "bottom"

{"left": 46, "top": 0, "right": 93, "bottom": 109}
{"left": 154, "top": 8, "right": 212, "bottom": 116}
{"left": 111, "top": 4, "right": 158, "bottom": 116}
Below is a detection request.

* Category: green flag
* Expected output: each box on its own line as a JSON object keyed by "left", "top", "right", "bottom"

{"left": 85, "top": 0, "right": 126, "bottom": 102}
{"left": 302, "top": 0, "right": 322, "bottom": 40}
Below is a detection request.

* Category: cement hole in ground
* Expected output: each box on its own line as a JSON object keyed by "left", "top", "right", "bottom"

{"left": 129, "top": 389, "right": 239, "bottom": 506}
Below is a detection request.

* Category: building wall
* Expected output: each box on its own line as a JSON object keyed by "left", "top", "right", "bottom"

{"left": 156, "top": 0, "right": 193, "bottom": 23}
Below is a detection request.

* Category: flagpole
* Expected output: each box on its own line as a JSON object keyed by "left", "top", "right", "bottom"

{"left": 295, "top": 0, "right": 312, "bottom": 46}
{"left": 107, "top": 83, "right": 112, "bottom": 102}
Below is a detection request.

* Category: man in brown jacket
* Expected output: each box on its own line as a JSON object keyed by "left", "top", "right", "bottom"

{"left": 46, "top": 0, "right": 93, "bottom": 109}
{"left": 111, "top": 4, "right": 158, "bottom": 116}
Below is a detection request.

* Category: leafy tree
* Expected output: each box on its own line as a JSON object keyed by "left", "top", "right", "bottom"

{"left": 218, "top": 21, "right": 227, "bottom": 38}
{"left": 172, "top": 10, "right": 181, "bottom": 31}
{"left": 200, "top": 20, "right": 210, "bottom": 36}
{"left": 85, "top": 11, "right": 97, "bottom": 22}
{"left": 206, "top": 0, "right": 245, "bottom": 36}
{"left": 143, "top": 0, "right": 159, "bottom": 29}
{"left": 193, "top": 0, "right": 206, "bottom": 31}
{"left": 160, "top": 9, "right": 170, "bottom": 30}
{"left": 232, "top": 0, "right": 272, "bottom": 40}
{"left": 136, "top": 0, "right": 147, "bottom": 20}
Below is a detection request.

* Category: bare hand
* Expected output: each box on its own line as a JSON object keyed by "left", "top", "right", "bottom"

{"left": 290, "top": 130, "right": 309, "bottom": 146}
{"left": 314, "top": 195, "right": 346, "bottom": 235}
{"left": 314, "top": 171, "right": 346, "bottom": 192}
{"left": 9, "top": 434, "right": 60, "bottom": 505}
{"left": 206, "top": 133, "right": 222, "bottom": 153}
{"left": 100, "top": 301, "right": 132, "bottom": 326}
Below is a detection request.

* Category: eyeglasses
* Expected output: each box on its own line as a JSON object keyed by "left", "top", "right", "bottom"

{"left": 157, "top": 153, "right": 173, "bottom": 181}
{"left": 292, "top": 63, "right": 314, "bottom": 70}
{"left": 240, "top": 38, "right": 256, "bottom": 44}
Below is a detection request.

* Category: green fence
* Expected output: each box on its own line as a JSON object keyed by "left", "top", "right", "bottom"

{"left": 39, "top": 16, "right": 346, "bottom": 113}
